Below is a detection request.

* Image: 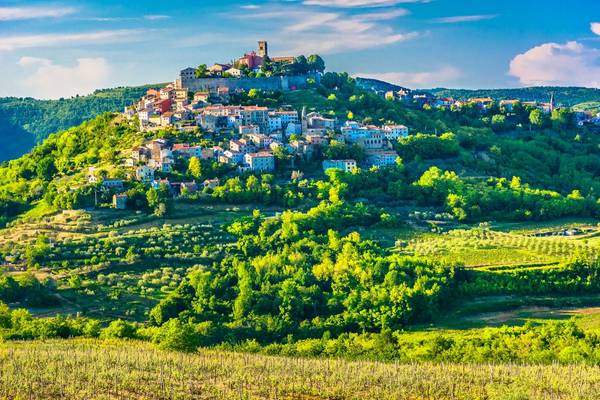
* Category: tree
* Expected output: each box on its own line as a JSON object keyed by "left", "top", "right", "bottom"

{"left": 188, "top": 156, "right": 202, "bottom": 178}
{"left": 307, "top": 54, "right": 326, "bottom": 73}
{"left": 290, "top": 55, "right": 309, "bottom": 74}
{"left": 491, "top": 114, "right": 507, "bottom": 130}
{"left": 551, "top": 108, "right": 573, "bottom": 130}
{"left": 147, "top": 188, "right": 159, "bottom": 210}
{"left": 195, "top": 64, "right": 208, "bottom": 78}
{"left": 125, "top": 246, "right": 139, "bottom": 263}
{"left": 36, "top": 157, "right": 57, "bottom": 181}
{"left": 529, "top": 109, "right": 546, "bottom": 128}
{"left": 261, "top": 56, "right": 273, "bottom": 74}
{"left": 101, "top": 319, "right": 138, "bottom": 339}
{"left": 154, "top": 319, "right": 200, "bottom": 352}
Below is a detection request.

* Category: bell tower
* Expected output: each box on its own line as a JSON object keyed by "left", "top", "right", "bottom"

{"left": 258, "top": 41, "right": 268, "bottom": 58}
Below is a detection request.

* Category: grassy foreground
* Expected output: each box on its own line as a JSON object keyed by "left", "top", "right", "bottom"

{"left": 0, "top": 340, "right": 599, "bottom": 399}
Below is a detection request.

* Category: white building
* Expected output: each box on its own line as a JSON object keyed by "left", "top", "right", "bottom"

{"left": 383, "top": 125, "right": 409, "bottom": 140}
{"left": 306, "top": 112, "right": 335, "bottom": 130}
{"left": 138, "top": 109, "right": 152, "bottom": 124}
{"left": 225, "top": 67, "right": 242, "bottom": 77}
{"left": 239, "top": 125, "right": 260, "bottom": 135}
{"left": 322, "top": 159, "right": 357, "bottom": 172}
{"left": 267, "top": 114, "right": 282, "bottom": 133}
{"left": 244, "top": 152, "right": 275, "bottom": 172}
{"left": 365, "top": 150, "right": 399, "bottom": 167}
{"left": 247, "top": 133, "right": 273, "bottom": 149}
{"left": 340, "top": 121, "right": 384, "bottom": 141}
{"left": 136, "top": 166, "right": 155, "bottom": 182}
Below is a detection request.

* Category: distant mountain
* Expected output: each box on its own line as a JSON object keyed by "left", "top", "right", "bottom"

{"left": 355, "top": 77, "right": 600, "bottom": 107}
{"left": 0, "top": 85, "right": 159, "bottom": 162}
{"left": 0, "top": 114, "right": 35, "bottom": 162}
{"left": 427, "top": 87, "right": 600, "bottom": 106}
{"left": 355, "top": 77, "right": 412, "bottom": 94}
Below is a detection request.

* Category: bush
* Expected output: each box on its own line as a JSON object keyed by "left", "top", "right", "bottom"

{"left": 153, "top": 319, "right": 200, "bottom": 352}
{"left": 101, "top": 319, "right": 138, "bottom": 339}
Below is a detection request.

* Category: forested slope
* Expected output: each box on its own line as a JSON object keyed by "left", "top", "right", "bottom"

{"left": 0, "top": 85, "right": 158, "bottom": 161}
{"left": 428, "top": 86, "right": 600, "bottom": 105}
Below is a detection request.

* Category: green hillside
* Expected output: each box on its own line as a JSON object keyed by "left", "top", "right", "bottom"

{"left": 573, "top": 101, "right": 600, "bottom": 114}
{"left": 429, "top": 86, "right": 600, "bottom": 105}
{"left": 0, "top": 85, "right": 159, "bottom": 162}
{"left": 0, "top": 75, "right": 598, "bottom": 385}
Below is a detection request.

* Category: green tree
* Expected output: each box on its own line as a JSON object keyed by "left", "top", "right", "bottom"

{"left": 154, "top": 319, "right": 200, "bottom": 352}
{"left": 195, "top": 64, "right": 208, "bottom": 78}
{"left": 551, "top": 108, "right": 573, "bottom": 130}
{"left": 101, "top": 319, "right": 138, "bottom": 339}
{"left": 307, "top": 54, "right": 326, "bottom": 73}
{"left": 491, "top": 114, "right": 507, "bottom": 130}
{"left": 188, "top": 156, "right": 202, "bottom": 178}
{"left": 529, "top": 109, "right": 546, "bottom": 128}
{"left": 36, "top": 157, "right": 57, "bottom": 181}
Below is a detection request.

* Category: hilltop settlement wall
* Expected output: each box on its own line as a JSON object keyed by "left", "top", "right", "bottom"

{"left": 180, "top": 74, "right": 319, "bottom": 92}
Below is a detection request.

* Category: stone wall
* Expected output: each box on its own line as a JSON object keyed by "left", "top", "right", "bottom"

{"left": 180, "top": 74, "right": 318, "bottom": 92}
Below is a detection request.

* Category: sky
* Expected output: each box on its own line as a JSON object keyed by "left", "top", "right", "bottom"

{"left": 1, "top": 0, "right": 600, "bottom": 99}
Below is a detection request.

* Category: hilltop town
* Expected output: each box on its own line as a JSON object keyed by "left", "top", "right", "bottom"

{"left": 95, "top": 41, "right": 598, "bottom": 211}
{"left": 1, "top": 40, "right": 600, "bottom": 400}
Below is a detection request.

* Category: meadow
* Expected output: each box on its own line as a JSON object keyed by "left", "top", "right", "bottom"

{"left": 1, "top": 339, "right": 599, "bottom": 400}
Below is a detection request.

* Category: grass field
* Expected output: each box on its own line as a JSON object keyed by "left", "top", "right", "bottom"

{"left": 424, "top": 294, "right": 600, "bottom": 330}
{"left": 0, "top": 339, "right": 599, "bottom": 400}
{"left": 396, "top": 223, "right": 599, "bottom": 268}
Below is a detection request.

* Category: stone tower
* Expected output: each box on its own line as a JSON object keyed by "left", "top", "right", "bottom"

{"left": 258, "top": 41, "right": 268, "bottom": 58}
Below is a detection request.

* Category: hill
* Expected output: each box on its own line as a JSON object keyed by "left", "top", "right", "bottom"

{"left": 573, "top": 101, "right": 600, "bottom": 114}
{"left": 355, "top": 77, "right": 412, "bottom": 94}
{"left": 0, "top": 74, "right": 599, "bottom": 384}
{"left": 0, "top": 85, "right": 159, "bottom": 162}
{"left": 428, "top": 86, "right": 600, "bottom": 106}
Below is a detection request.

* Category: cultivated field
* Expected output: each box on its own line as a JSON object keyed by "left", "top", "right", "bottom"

{"left": 1, "top": 339, "right": 599, "bottom": 400}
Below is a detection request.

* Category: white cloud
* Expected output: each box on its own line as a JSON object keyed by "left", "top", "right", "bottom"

{"left": 303, "top": 0, "right": 423, "bottom": 7}
{"left": 241, "top": 5, "right": 260, "bottom": 9}
{"left": 0, "top": 6, "right": 76, "bottom": 21}
{"left": 143, "top": 14, "right": 170, "bottom": 20}
{"left": 591, "top": 22, "right": 600, "bottom": 36}
{"left": 230, "top": 7, "right": 416, "bottom": 54}
{"left": 0, "top": 29, "right": 145, "bottom": 51}
{"left": 18, "top": 57, "right": 112, "bottom": 99}
{"left": 17, "top": 56, "right": 52, "bottom": 67}
{"left": 508, "top": 41, "right": 600, "bottom": 87}
{"left": 355, "top": 66, "right": 462, "bottom": 88}
{"left": 433, "top": 14, "right": 498, "bottom": 24}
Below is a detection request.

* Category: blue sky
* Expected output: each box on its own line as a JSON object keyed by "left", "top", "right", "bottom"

{"left": 1, "top": 0, "right": 599, "bottom": 98}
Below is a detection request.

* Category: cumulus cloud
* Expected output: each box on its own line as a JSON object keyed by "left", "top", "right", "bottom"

{"left": 0, "top": 29, "right": 145, "bottom": 51}
{"left": 433, "top": 14, "right": 498, "bottom": 24}
{"left": 230, "top": 7, "right": 416, "bottom": 54}
{"left": 304, "top": 0, "right": 423, "bottom": 7}
{"left": 0, "top": 6, "right": 76, "bottom": 21}
{"left": 17, "top": 57, "right": 112, "bottom": 99}
{"left": 591, "top": 22, "right": 600, "bottom": 36}
{"left": 355, "top": 66, "right": 462, "bottom": 88}
{"left": 509, "top": 41, "right": 600, "bottom": 87}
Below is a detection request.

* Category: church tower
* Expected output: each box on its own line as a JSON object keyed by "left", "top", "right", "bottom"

{"left": 258, "top": 41, "right": 268, "bottom": 58}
